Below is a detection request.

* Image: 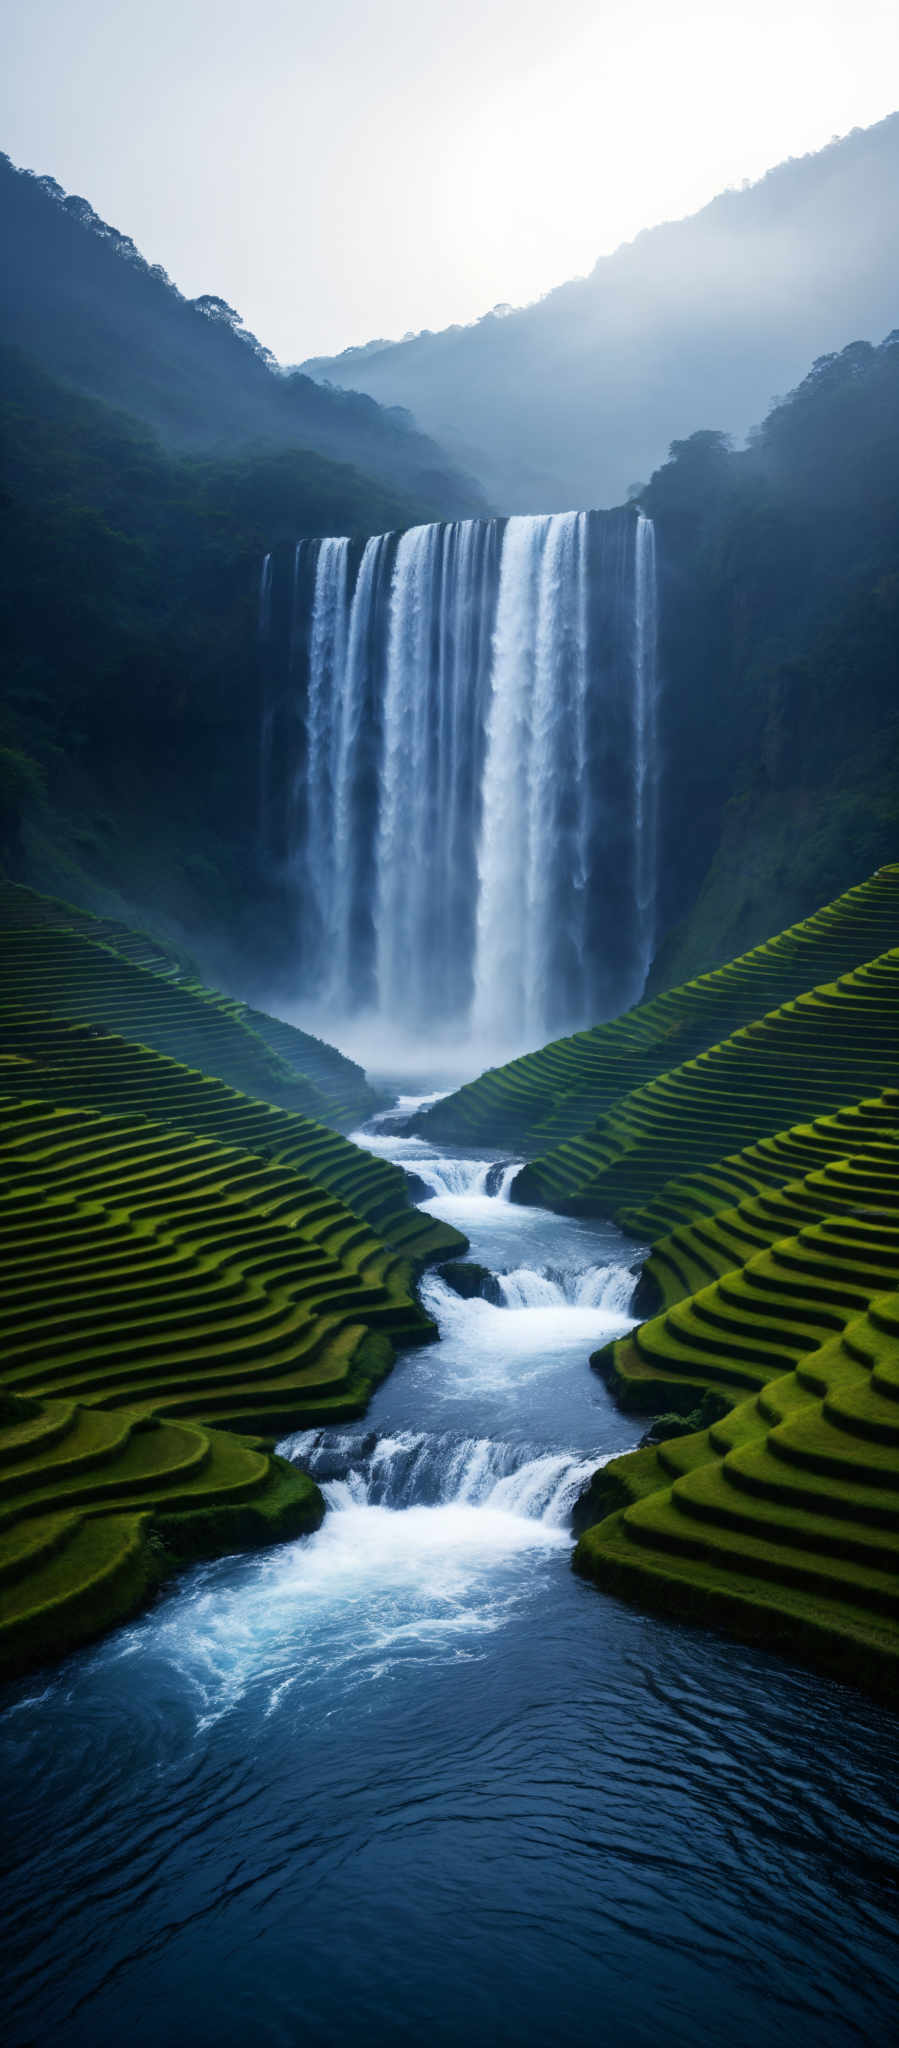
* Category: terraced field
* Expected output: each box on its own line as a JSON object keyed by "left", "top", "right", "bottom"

{"left": 0, "top": 884, "right": 378, "bottom": 1130}
{"left": 0, "top": 1011, "right": 457, "bottom": 1268}
{"left": 415, "top": 866, "right": 899, "bottom": 1152}
{"left": 514, "top": 945, "right": 899, "bottom": 1220}
{"left": 0, "top": 1388, "right": 324, "bottom": 1679}
{"left": 633, "top": 1090, "right": 899, "bottom": 1312}
{"left": 576, "top": 1289, "right": 899, "bottom": 1693}
{"left": 0, "top": 902, "right": 464, "bottom": 1677}
{"left": 463, "top": 867, "right": 899, "bottom": 1689}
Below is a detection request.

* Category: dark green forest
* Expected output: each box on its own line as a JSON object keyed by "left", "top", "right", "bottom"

{"left": 645, "top": 334, "right": 899, "bottom": 976}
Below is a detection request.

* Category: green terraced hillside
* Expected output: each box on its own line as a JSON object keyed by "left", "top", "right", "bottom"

{"left": 0, "top": 903, "right": 464, "bottom": 1676}
{"left": 602, "top": 1203, "right": 899, "bottom": 1412}
{"left": 0, "top": 1010, "right": 459, "bottom": 1268}
{"left": 632, "top": 1090, "right": 899, "bottom": 1312}
{"left": 514, "top": 945, "right": 899, "bottom": 1220}
{"left": 0, "top": 884, "right": 379, "bottom": 1130}
{"left": 576, "top": 1289, "right": 899, "bottom": 1695}
{"left": 0, "top": 1386, "right": 324, "bottom": 1679}
{"left": 577, "top": 1077, "right": 899, "bottom": 1689}
{"left": 415, "top": 865, "right": 899, "bottom": 1152}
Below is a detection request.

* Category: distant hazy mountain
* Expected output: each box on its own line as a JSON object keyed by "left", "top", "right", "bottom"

{"left": 303, "top": 114, "right": 899, "bottom": 512}
{"left": 0, "top": 154, "right": 482, "bottom": 520}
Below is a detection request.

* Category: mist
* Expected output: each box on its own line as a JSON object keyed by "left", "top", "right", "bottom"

{"left": 266, "top": 1003, "right": 543, "bottom": 1096}
{"left": 304, "top": 114, "right": 899, "bottom": 510}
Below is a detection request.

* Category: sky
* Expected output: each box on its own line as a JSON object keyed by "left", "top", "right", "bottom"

{"left": 5, "top": 1, "right": 899, "bottom": 362}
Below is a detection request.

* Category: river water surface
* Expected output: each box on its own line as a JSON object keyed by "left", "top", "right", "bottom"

{"left": 2, "top": 1098, "right": 897, "bottom": 2045}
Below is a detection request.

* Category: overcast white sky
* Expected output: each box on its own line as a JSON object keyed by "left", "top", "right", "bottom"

{"left": 5, "top": 1, "right": 899, "bottom": 360}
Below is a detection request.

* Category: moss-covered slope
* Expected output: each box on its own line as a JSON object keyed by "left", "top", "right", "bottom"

{"left": 415, "top": 865, "right": 899, "bottom": 1152}
{"left": 578, "top": 1069, "right": 899, "bottom": 1689}
{"left": 0, "top": 1008, "right": 459, "bottom": 1267}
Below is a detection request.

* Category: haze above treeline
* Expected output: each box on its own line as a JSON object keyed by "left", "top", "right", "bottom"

{"left": 4, "top": 111, "right": 898, "bottom": 511}
{"left": 7, "top": 0, "right": 899, "bottom": 359}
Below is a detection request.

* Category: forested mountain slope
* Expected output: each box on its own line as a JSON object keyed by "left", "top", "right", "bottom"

{"left": 644, "top": 336, "right": 899, "bottom": 968}
{"left": 304, "top": 114, "right": 899, "bottom": 512}
{"left": 0, "top": 154, "right": 480, "bottom": 517}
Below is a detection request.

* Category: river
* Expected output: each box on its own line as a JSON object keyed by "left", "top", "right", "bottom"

{"left": 1, "top": 1097, "right": 897, "bottom": 2046}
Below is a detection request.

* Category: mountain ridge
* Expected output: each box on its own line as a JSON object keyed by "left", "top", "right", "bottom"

{"left": 0, "top": 152, "right": 483, "bottom": 519}
{"left": 302, "top": 113, "right": 899, "bottom": 510}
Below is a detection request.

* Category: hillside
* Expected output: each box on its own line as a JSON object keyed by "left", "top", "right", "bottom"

{"left": 303, "top": 114, "right": 899, "bottom": 512}
{"left": 0, "top": 153, "right": 481, "bottom": 518}
{"left": 0, "top": 883, "right": 380, "bottom": 1130}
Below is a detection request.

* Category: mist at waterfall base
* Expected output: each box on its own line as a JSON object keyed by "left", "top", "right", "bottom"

{"left": 4, "top": 1113, "right": 898, "bottom": 2048}
{"left": 259, "top": 507, "right": 658, "bottom": 1070}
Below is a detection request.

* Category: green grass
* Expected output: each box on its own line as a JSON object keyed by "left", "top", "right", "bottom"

{"left": 0, "top": 1011, "right": 462, "bottom": 1269}
{"left": 415, "top": 864, "right": 899, "bottom": 1152}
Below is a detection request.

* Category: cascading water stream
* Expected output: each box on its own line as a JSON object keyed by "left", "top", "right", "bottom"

{"left": 259, "top": 505, "right": 659, "bottom": 1048}
{"left": 269, "top": 1102, "right": 642, "bottom": 1572}
{"left": 5, "top": 1096, "right": 897, "bottom": 2048}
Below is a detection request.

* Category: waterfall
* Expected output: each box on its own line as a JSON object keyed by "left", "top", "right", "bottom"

{"left": 633, "top": 514, "right": 659, "bottom": 987}
{"left": 260, "top": 507, "right": 659, "bottom": 1045}
{"left": 471, "top": 513, "right": 590, "bottom": 1041}
{"left": 303, "top": 536, "right": 351, "bottom": 968}
{"left": 257, "top": 553, "right": 274, "bottom": 859}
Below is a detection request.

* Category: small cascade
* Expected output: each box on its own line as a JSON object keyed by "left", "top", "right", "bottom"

{"left": 280, "top": 1427, "right": 609, "bottom": 1528}
{"left": 410, "top": 1156, "right": 522, "bottom": 1200}
{"left": 494, "top": 1261, "right": 637, "bottom": 1312}
{"left": 260, "top": 506, "right": 659, "bottom": 1046}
